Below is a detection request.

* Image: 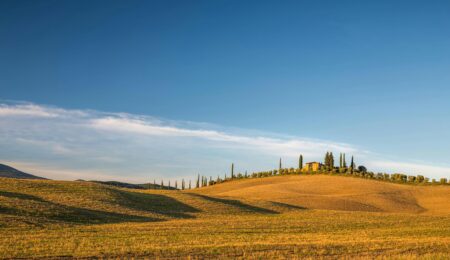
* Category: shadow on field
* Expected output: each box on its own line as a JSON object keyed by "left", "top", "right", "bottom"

{"left": 110, "top": 190, "right": 200, "bottom": 219}
{"left": 0, "top": 190, "right": 48, "bottom": 202}
{"left": 189, "top": 194, "right": 278, "bottom": 214}
{"left": 269, "top": 201, "right": 307, "bottom": 210}
{"left": 0, "top": 190, "right": 198, "bottom": 225}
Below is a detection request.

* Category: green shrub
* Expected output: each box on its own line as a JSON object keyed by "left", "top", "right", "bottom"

{"left": 407, "top": 176, "right": 416, "bottom": 183}
{"left": 416, "top": 175, "right": 425, "bottom": 183}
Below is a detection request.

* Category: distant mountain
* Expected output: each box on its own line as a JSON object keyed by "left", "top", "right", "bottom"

{"left": 0, "top": 163, "right": 46, "bottom": 179}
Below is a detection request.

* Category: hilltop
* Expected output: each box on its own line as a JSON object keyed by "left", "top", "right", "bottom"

{"left": 0, "top": 163, "right": 45, "bottom": 179}
{"left": 194, "top": 174, "right": 450, "bottom": 214}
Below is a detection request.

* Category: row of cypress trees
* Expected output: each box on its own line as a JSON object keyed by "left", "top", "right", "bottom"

{"left": 151, "top": 152, "right": 449, "bottom": 190}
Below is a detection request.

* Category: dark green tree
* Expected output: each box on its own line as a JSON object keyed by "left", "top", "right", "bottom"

{"left": 299, "top": 154, "right": 303, "bottom": 170}
{"left": 329, "top": 152, "right": 334, "bottom": 170}
{"left": 350, "top": 156, "right": 354, "bottom": 174}
{"left": 189, "top": 180, "right": 191, "bottom": 189}
{"left": 324, "top": 152, "right": 330, "bottom": 170}
{"left": 357, "top": 166, "right": 367, "bottom": 173}
{"left": 279, "top": 158, "right": 282, "bottom": 174}
{"left": 231, "top": 163, "right": 235, "bottom": 179}
{"left": 196, "top": 174, "right": 200, "bottom": 188}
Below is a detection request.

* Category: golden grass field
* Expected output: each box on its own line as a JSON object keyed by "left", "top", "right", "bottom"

{"left": 0, "top": 175, "right": 449, "bottom": 259}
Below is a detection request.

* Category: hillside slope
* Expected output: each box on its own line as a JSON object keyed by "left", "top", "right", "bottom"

{"left": 193, "top": 175, "right": 450, "bottom": 214}
{"left": 0, "top": 175, "right": 449, "bottom": 258}
{"left": 0, "top": 163, "right": 45, "bottom": 179}
{"left": 0, "top": 177, "right": 285, "bottom": 227}
{"left": 1, "top": 175, "right": 449, "bottom": 228}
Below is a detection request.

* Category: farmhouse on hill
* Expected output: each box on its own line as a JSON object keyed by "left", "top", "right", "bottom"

{"left": 302, "top": 162, "right": 323, "bottom": 172}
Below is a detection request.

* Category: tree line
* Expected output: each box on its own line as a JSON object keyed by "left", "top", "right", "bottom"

{"left": 149, "top": 152, "right": 449, "bottom": 190}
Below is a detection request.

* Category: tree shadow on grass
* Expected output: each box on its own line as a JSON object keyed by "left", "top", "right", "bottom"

{"left": 109, "top": 189, "right": 201, "bottom": 219}
{"left": 189, "top": 193, "right": 278, "bottom": 214}
{"left": 0, "top": 190, "right": 48, "bottom": 202}
{"left": 269, "top": 201, "right": 307, "bottom": 210}
{"left": 0, "top": 190, "right": 200, "bottom": 225}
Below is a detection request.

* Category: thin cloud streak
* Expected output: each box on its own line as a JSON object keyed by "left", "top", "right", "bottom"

{"left": 0, "top": 102, "right": 448, "bottom": 181}
{"left": 90, "top": 116, "right": 358, "bottom": 157}
{"left": 0, "top": 104, "right": 58, "bottom": 117}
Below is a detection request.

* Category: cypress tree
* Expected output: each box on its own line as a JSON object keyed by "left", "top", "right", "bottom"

{"left": 299, "top": 155, "right": 303, "bottom": 170}
{"left": 189, "top": 180, "right": 191, "bottom": 189}
{"left": 168, "top": 180, "right": 171, "bottom": 189}
{"left": 279, "top": 158, "right": 282, "bottom": 174}
{"left": 339, "top": 153, "right": 343, "bottom": 168}
{"left": 182, "top": 179, "right": 185, "bottom": 190}
{"left": 231, "top": 163, "right": 234, "bottom": 179}
{"left": 328, "top": 152, "right": 334, "bottom": 171}
{"left": 161, "top": 180, "right": 164, "bottom": 190}
{"left": 350, "top": 156, "right": 354, "bottom": 174}
{"left": 196, "top": 174, "right": 200, "bottom": 188}
{"left": 324, "top": 152, "right": 330, "bottom": 170}
{"left": 175, "top": 181, "right": 177, "bottom": 189}
{"left": 153, "top": 179, "right": 156, "bottom": 189}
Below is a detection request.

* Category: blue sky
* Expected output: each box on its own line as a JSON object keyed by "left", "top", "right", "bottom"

{"left": 1, "top": 1, "right": 450, "bottom": 181}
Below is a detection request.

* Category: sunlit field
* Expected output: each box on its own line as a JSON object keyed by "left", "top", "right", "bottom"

{"left": 1, "top": 176, "right": 449, "bottom": 259}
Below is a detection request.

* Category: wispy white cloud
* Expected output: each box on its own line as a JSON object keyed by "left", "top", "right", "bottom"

{"left": 0, "top": 102, "right": 448, "bottom": 181}
{"left": 90, "top": 116, "right": 357, "bottom": 158}
{"left": 0, "top": 102, "right": 88, "bottom": 118}
{"left": 0, "top": 104, "right": 59, "bottom": 118}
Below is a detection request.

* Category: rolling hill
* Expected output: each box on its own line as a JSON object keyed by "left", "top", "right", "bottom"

{"left": 194, "top": 175, "right": 450, "bottom": 214}
{"left": 0, "top": 163, "right": 45, "bottom": 179}
{"left": 0, "top": 174, "right": 448, "bottom": 227}
{"left": 0, "top": 174, "right": 449, "bottom": 258}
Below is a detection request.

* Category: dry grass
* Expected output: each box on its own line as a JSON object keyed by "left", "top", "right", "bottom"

{"left": 0, "top": 176, "right": 449, "bottom": 259}
{"left": 195, "top": 175, "right": 450, "bottom": 214}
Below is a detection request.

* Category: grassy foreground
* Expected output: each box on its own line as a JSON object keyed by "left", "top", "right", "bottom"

{"left": 0, "top": 176, "right": 449, "bottom": 259}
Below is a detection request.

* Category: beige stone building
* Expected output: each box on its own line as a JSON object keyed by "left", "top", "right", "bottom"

{"left": 302, "top": 162, "right": 323, "bottom": 172}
